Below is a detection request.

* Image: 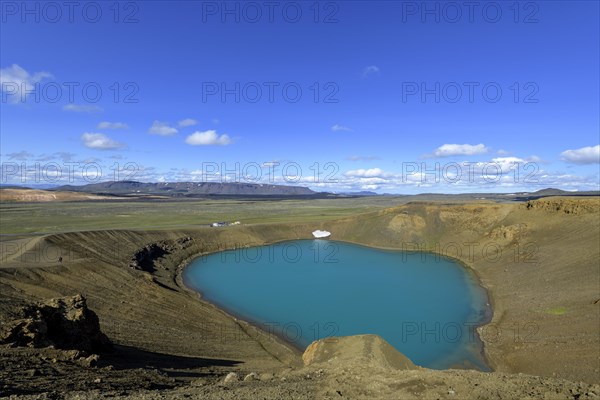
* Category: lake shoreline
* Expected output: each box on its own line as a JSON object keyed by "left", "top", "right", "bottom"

{"left": 175, "top": 240, "right": 308, "bottom": 366}
{"left": 179, "top": 238, "right": 494, "bottom": 371}
{"left": 313, "top": 238, "right": 496, "bottom": 371}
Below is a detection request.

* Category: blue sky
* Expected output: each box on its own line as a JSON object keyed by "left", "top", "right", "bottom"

{"left": 1, "top": 0, "right": 599, "bottom": 193}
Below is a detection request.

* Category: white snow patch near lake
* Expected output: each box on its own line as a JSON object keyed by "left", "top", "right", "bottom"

{"left": 312, "top": 230, "right": 331, "bottom": 238}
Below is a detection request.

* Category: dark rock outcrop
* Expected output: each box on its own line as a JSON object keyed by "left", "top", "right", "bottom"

{"left": 0, "top": 294, "right": 111, "bottom": 353}
{"left": 129, "top": 237, "right": 193, "bottom": 272}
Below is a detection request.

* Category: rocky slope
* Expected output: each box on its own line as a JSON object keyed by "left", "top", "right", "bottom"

{"left": 0, "top": 294, "right": 111, "bottom": 353}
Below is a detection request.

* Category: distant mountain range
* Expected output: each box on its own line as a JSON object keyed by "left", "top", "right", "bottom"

{"left": 53, "top": 181, "right": 318, "bottom": 197}
{"left": 338, "top": 191, "right": 380, "bottom": 196}
{"left": 2, "top": 183, "right": 598, "bottom": 200}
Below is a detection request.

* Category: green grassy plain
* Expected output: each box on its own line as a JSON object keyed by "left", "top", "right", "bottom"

{"left": 0, "top": 197, "right": 407, "bottom": 235}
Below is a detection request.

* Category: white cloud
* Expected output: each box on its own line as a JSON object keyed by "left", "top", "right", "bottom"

{"left": 63, "top": 103, "right": 103, "bottom": 113}
{"left": 178, "top": 118, "right": 197, "bottom": 127}
{"left": 185, "top": 130, "right": 231, "bottom": 146}
{"left": 81, "top": 133, "right": 124, "bottom": 150}
{"left": 433, "top": 143, "right": 489, "bottom": 157}
{"left": 491, "top": 155, "right": 542, "bottom": 164}
{"left": 148, "top": 120, "right": 178, "bottom": 136}
{"left": 360, "top": 184, "right": 380, "bottom": 190}
{"left": 336, "top": 157, "right": 558, "bottom": 193}
{"left": 97, "top": 121, "right": 128, "bottom": 130}
{"left": 0, "top": 64, "right": 52, "bottom": 103}
{"left": 362, "top": 65, "right": 380, "bottom": 78}
{"left": 345, "top": 168, "right": 386, "bottom": 178}
{"left": 331, "top": 124, "right": 352, "bottom": 132}
{"left": 4, "top": 156, "right": 595, "bottom": 192}
{"left": 490, "top": 156, "right": 529, "bottom": 170}
{"left": 560, "top": 145, "right": 600, "bottom": 165}
{"left": 497, "top": 149, "right": 511, "bottom": 156}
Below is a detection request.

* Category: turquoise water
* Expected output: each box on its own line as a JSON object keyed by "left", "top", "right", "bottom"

{"left": 183, "top": 240, "right": 491, "bottom": 370}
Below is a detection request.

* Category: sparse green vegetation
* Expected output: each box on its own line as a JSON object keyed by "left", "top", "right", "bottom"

{"left": 0, "top": 197, "right": 406, "bottom": 235}
{"left": 545, "top": 306, "right": 568, "bottom": 315}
